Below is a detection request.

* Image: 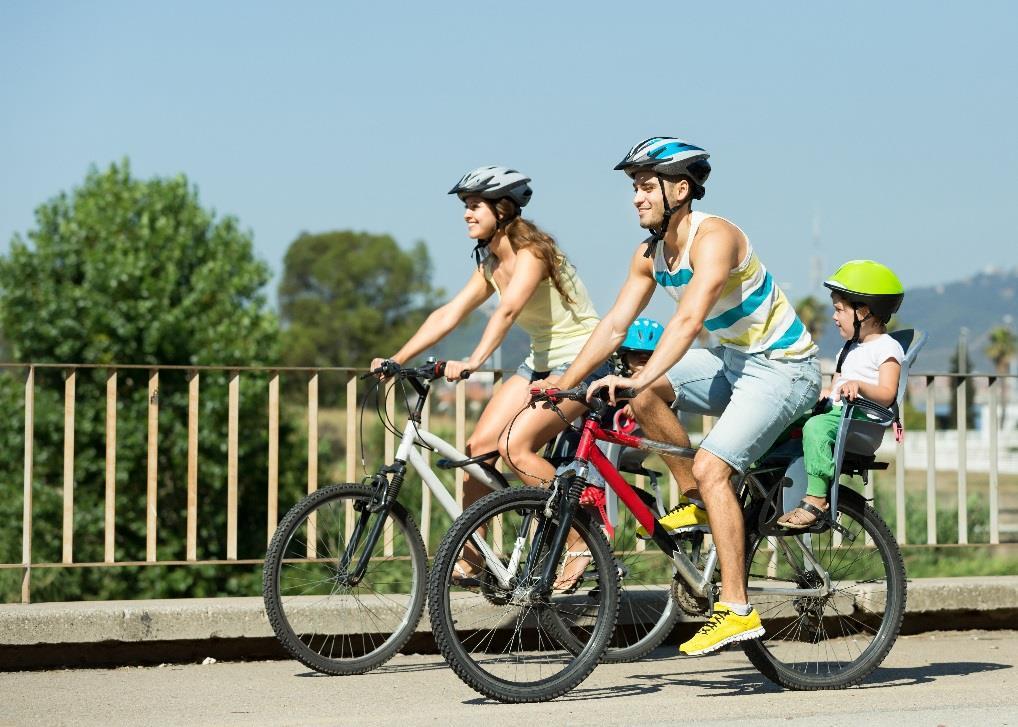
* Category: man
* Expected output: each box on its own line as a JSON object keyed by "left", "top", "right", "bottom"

{"left": 548, "top": 137, "right": 821, "bottom": 655}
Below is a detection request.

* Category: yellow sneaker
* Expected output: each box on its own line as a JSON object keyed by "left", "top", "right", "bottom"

{"left": 679, "top": 603, "right": 765, "bottom": 656}
{"left": 636, "top": 502, "right": 710, "bottom": 538}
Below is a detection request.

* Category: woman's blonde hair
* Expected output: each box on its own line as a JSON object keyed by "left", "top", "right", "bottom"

{"left": 491, "top": 198, "right": 574, "bottom": 305}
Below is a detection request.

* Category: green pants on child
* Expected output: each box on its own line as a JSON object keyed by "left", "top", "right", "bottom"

{"left": 802, "top": 404, "right": 872, "bottom": 498}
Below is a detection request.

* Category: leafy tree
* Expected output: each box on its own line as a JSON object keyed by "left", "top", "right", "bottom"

{"left": 795, "top": 295, "right": 828, "bottom": 344}
{"left": 279, "top": 231, "right": 442, "bottom": 370}
{"left": 985, "top": 324, "right": 1016, "bottom": 428}
{"left": 0, "top": 160, "right": 303, "bottom": 602}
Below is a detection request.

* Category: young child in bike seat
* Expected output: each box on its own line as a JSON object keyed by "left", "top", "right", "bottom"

{"left": 778, "top": 260, "right": 905, "bottom": 529}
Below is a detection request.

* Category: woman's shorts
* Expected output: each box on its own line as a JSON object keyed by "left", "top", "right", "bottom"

{"left": 516, "top": 360, "right": 614, "bottom": 386}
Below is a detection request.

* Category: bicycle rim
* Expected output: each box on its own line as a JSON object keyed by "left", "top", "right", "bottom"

{"left": 428, "top": 487, "right": 618, "bottom": 703}
{"left": 263, "top": 484, "right": 427, "bottom": 675}
{"left": 742, "top": 488, "right": 906, "bottom": 689}
{"left": 549, "top": 487, "right": 679, "bottom": 663}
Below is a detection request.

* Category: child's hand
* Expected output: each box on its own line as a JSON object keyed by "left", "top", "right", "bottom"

{"left": 620, "top": 402, "right": 635, "bottom": 419}
{"left": 840, "top": 380, "right": 861, "bottom": 401}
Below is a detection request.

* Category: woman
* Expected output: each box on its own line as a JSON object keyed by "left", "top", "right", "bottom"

{"left": 370, "top": 165, "right": 607, "bottom": 583}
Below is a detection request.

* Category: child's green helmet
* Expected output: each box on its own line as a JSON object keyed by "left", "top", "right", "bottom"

{"left": 823, "top": 260, "right": 904, "bottom": 323}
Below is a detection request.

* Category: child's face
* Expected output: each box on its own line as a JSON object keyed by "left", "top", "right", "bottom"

{"left": 623, "top": 350, "right": 652, "bottom": 373}
{"left": 831, "top": 294, "right": 872, "bottom": 340}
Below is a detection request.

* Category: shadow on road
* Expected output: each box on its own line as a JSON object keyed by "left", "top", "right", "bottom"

{"left": 293, "top": 659, "right": 451, "bottom": 677}
{"left": 462, "top": 660, "right": 1013, "bottom": 703}
{"left": 857, "top": 660, "right": 1011, "bottom": 689}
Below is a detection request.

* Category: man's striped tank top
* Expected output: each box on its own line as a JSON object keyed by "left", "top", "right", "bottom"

{"left": 654, "top": 212, "right": 817, "bottom": 360}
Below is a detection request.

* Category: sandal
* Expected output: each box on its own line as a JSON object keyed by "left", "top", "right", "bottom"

{"left": 553, "top": 550, "right": 591, "bottom": 594}
{"left": 451, "top": 561, "right": 482, "bottom": 588}
{"left": 778, "top": 500, "right": 830, "bottom": 530}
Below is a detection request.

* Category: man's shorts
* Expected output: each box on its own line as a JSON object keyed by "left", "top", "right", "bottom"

{"left": 666, "top": 347, "right": 821, "bottom": 473}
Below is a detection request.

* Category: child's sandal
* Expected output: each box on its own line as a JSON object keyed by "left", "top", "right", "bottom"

{"left": 778, "top": 500, "right": 830, "bottom": 530}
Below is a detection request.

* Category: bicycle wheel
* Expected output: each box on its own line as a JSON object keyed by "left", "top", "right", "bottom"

{"left": 428, "top": 486, "right": 619, "bottom": 703}
{"left": 742, "top": 487, "right": 906, "bottom": 690}
{"left": 263, "top": 483, "right": 428, "bottom": 675}
{"left": 548, "top": 486, "right": 680, "bottom": 663}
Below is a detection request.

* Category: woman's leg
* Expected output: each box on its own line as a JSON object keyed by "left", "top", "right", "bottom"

{"left": 496, "top": 380, "right": 599, "bottom": 591}
{"left": 455, "top": 374, "right": 536, "bottom": 580}
{"left": 462, "top": 373, "right": 537, "bottom": 505}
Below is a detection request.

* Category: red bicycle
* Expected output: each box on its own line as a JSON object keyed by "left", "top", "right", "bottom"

{"left": 427, "top": 385, "right": 906, "bottom": 703}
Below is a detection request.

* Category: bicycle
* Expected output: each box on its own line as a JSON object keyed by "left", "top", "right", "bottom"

{"left": 426, "top": 385, "right": 907, "bottom": 703}
{"left": 262, "top": 359, "right": 677, "bottom": 675}
{"left": 261, "top": 359, "right": 510, "bottom": 675}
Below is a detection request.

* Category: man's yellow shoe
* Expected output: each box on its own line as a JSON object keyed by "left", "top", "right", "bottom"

{"left": 679, "top": 603, "right": 765, "bottom": 656}
{"left": 636, "top": 502, "right": 710, "bottom": 539}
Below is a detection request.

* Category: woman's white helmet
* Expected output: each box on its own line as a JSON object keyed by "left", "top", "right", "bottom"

{"left": 449, "top": 165, "right": 533, "bottom": 209}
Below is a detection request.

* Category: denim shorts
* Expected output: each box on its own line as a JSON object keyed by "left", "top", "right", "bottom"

{"left": 516, "top": 360, "right": 613, "bottom": 386}
{"left": 667, "top": 347, "right": 821, "bottom": 473}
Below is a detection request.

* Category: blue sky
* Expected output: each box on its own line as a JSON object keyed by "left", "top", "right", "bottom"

{"left": 2, "top": 1, "right": 1016, "bottom": 323}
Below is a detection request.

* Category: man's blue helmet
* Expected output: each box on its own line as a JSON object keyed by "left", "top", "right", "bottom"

{"left": 619, "top": 318, "right": 664, "bottom": 353}
{"left": 614, "top": 136, "right": 711, "bottom": 195}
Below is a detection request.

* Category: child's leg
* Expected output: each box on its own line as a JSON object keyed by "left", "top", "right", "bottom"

{"left": 779, "top": 409, "right": 842, "bottom": 527}
{"left": 802, "top": 409, "right": 843, "bottom": 499}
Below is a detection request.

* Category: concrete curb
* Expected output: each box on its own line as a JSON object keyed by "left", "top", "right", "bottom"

{"left": 2, "top": 576, "right": 1017, "bottom": 669}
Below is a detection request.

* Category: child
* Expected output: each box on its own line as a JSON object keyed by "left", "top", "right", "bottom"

{"left": 778, "top": 260, "right": 905, "bottom": 529}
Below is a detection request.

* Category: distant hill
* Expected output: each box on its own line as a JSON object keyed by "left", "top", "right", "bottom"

{"left": 814, "top": 268, "right": 1018, "bottom": 372}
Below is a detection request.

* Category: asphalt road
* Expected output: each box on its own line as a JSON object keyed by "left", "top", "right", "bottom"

{"left": 3, "top": 630, "right": 1018, "bottom": 727}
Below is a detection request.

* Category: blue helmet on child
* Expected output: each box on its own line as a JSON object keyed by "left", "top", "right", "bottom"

{"left": 619, "top": 318, "right": 664, "bottom": 353}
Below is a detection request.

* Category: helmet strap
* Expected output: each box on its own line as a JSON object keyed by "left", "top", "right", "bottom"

{"left": 470, "top": 200, "right": 518, "bottom": 267}
{"left": 834, "top": 307, "right": 871, "bottom": 373}
{"left": 642, "top": 174, "right": 680, "bottom": 259}
{"left": 471, "top": 238, "right": 491, "bottom": 267}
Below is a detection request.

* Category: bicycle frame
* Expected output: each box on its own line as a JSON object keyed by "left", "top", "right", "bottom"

{"left": 562, "top": 414, "right": 833, "bottom": 601}
{"left": 345, "top": 373, "right": 516, "bottom": 586}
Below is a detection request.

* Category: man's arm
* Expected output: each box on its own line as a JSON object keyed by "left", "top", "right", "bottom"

{"left": 628, "top": 227, "right": 741, "bottom": 392}
{"left": 554, "top": 246, "right": 658, "bottom": 389}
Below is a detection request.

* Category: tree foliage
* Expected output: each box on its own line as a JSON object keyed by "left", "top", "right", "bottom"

{"left": 0, "top": 160, "right": 304, "bottom": 602}
{"left": 279, "top": 231, "right": 441, "bottom": 368}
{"left": 794, "top": 295, "right": 827, "bottom": 344}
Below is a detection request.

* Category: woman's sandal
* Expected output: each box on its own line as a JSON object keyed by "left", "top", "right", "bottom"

{"left": 451, "top": 561, "right": 482, "bottom": 588}
{"left": 552, "top": 550, "right": 591, "bottom": 595}
{"left": 778, "top": 500, "right": 830, "bottom": 530}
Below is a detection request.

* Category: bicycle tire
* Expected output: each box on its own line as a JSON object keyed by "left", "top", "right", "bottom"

{"left": 546, "top": 485, "right": 680, "bottom": 662}
{"left": 263, "top": 483, "right": 428, "bottom": 675}
{"left": 428, "top": 486, "right": 619, "bottom": 703}
{"left": 741, "top": 487, "right": 906, "bottom": 690}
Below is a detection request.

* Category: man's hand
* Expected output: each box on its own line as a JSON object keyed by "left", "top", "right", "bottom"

{"left": 586, "top": 373, "right": 640, "bottom": 405}
{"left": 444, "top": 359, "right": 473, "bottom": 382}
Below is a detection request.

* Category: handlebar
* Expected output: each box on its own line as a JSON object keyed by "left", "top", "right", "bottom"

{"left": 364, "top": 359, "right": 471, "bottom": 382}
{"left": 529, "top": 383, "right": 638, "bottom": 414}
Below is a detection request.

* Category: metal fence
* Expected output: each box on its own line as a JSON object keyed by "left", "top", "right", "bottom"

{"left": 2, "top": 363, "right": 1015, "bottom": 603}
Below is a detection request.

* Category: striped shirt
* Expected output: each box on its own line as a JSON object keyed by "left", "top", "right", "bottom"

{"left": 654, "top": 212, "right": 817, "bottom": 360}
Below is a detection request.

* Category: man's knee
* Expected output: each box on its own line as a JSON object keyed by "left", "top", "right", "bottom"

{"left": 630, "top": 388, "right": 669, "bottom": 418}
{"left": 692, "top": 452, "right": 733, "bottom": 490}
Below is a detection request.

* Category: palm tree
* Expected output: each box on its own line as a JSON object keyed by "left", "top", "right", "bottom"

{"left": 985, "top": 324, "right": 1017, "bottom": 428}
{"left": 795, "top": 295, "right": 827, "bottom": 344}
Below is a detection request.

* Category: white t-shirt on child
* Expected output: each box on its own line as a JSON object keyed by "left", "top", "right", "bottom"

{"left": 831, "top": 334, "right": 905, "bottom": 404}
